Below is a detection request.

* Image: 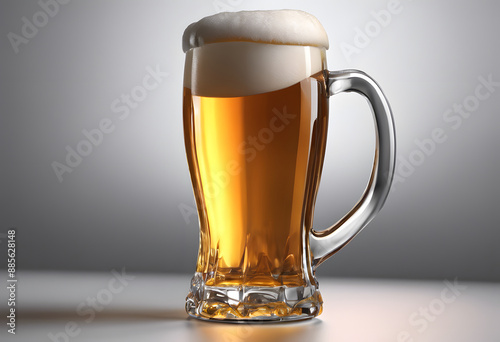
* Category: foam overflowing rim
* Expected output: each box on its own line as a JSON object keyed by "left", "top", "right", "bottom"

{"left": 182, "top": 9, "right": 329, "bottom": 52}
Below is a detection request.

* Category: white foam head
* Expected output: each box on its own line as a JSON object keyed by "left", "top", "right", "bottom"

{"left": 183, "top": 10, "right": 329, "bottom": 97}
{"left": 183, "top": 10, "right": 329, "bottom": 52}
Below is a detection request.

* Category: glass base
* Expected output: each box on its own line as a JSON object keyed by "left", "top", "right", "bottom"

{"left": 185, "top": 272, "right": 323, "bottom": 322}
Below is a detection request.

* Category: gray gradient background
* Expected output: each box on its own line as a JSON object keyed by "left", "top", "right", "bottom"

{"left": 0, "top": 0, "right": 498, "bottom": 281}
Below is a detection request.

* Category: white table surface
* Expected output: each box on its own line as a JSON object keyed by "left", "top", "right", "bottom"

{"left": 1, "top": 271, "right": 498, "bottom": 342}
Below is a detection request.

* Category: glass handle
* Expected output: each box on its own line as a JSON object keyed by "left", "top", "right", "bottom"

{"left": 310, "top": 70, "right": 396, "bottom": 268}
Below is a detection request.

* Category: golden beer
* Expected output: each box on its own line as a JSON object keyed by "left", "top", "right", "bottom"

{"left": 184, "top": 75, "right": 328, "bottom": 289}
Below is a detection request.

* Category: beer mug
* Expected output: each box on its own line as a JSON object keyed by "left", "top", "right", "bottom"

{"left": 182, "top": 10, "right": 395, "bottom": 322}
